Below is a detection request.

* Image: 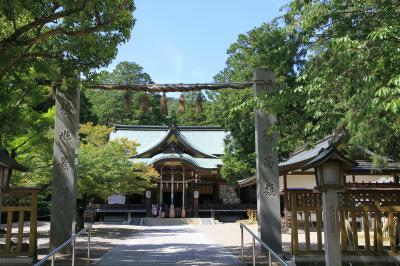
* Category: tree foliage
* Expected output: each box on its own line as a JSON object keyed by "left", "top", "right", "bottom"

{"left": 214, "top": 0, "right": 400, "bottom": 181}
{"left": 84, "top": 61, "right": 170, "bottom": 125}
{"left": 0, "top": 0, "right": 135, "bottom": 154}
{"left": 78, "top": 123, "right": 158, "bottom": 203}
{"left": 284, "top": 0, "right": 400, "bottom": 160}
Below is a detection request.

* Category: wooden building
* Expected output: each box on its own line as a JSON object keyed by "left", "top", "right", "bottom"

{"left": 101, "top": 124, "right": 254, "bottom": 218}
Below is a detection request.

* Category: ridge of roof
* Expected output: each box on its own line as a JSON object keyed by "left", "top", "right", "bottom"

{"left": 0, "top": 148, "right": 28, "bottom": 172}
{"left": 114, "top": 124, "right": 225, "bottom": 132}
{"left": 133, "top": 126, "right": 218, "bottom": 159}
{"left": 288, "top": 134, "right": 335, "bottom": 158}
{"left": 143, "top": 153, "right": 221, "bottom": 170}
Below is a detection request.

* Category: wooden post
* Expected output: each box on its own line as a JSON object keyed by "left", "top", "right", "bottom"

{"left": 389, "top": 212, "right": 396, "bottom": 252}
{"left": 253, "top": 68, "right": 281, "bottom": 252}
{"left": 283, "top": 175, "right": 289, "bottom": 230}
{"left": 181, "top": 168, "right": 186, "bottom": 218}
{"left": 159, "top": 168, "right": 163, "bottom": 217}
{"left": 375, "top": 202, "right": 383, "bottom": 253}
{"left": 193, "top": 189, "right": 199, "bottom": 218}
{"left": 145, "top": 190, "right": 151, "bottom": 217}
{"left": 316, "top": 209, "right": 323, "bottom": 251}
{"left": 363, "top": 212, "right": 370, "bottom": 252}
{"left": 304, "top": 211, "right": 311, "bottom": 250}
{"left": 291, "top": 193, "right": 298, "bottom": 255}
{"left": 169, "top": 169, "right": 175, "bottom": 218}
{"left": 351, "top": 211, "right": 358, "bottom": 251}
{"left": 50, "top": 84, "right": 79, "bottom": 250}
{"left": 5, "top": 211, "right": 12, "bottom": 253}
{"left": 29, "top": 191, "right": 38, "bottom": 257}
{"left": 340, "top": 210, "right": 348, "bottom": 251}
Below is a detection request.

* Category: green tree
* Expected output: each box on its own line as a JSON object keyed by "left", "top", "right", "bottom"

{"left": 77, "top": 123, "right": 158, "bottom": 227}
{"left": 283, "top": 0, "right": 400, "bottom": 160}
{"left": 215, "top": 0, "right": 400, "bottom": 182}
{"left": 0, "top": 0, "right": 135, "bottom": 154}
{"left": 84, "top": 61, "right": 170, "bottom": 125}
{"left": 0, "top": 1, "right": 136, "bottom": 194}
{"left": 212, "top": 21, "right": 306, "bottom": 181}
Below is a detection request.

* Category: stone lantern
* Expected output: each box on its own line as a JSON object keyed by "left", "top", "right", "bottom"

{"left": 302, "top": 147, "right": 356, "bottom": 266}
{"left": 0, "top": 148, "right": 27, "bottom": 190}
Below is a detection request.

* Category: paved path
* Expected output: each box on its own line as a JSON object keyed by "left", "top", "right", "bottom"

{"left": 96, "top": 225, "right": 241, "bottom": 265}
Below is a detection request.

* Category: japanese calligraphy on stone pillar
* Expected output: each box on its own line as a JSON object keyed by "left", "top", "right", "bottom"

{"left": 50, "top": 86, "right": 79, "bottom": 249}
{"left": 254, "top": 68, "right": 282, "bottom": 252}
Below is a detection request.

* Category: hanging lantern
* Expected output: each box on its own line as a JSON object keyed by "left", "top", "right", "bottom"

{"left": 123, "top": 90, "right": 132, "bottom": 112}
{"left": 178, "top": 94, "right": 185, "bottom": 113}
{"left": 160, "top": 92, "right": 168, "bottom": 115}
{"left": 195, "top": 92, "right": 203, "bottom": 113}
{"left": 140, "top": 93, "right": 150, "bottom": 112}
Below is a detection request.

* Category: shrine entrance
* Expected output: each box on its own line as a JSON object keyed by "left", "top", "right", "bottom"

{"left": 49, "top": 68, "right": 281, "bottom": 252}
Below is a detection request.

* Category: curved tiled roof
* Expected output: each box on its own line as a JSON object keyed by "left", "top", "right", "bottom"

{"left": 0, "top": 148, "right": 27, "bottom": 171}
{"left": 110, "top": 125, "right": 226, "bottom": 156}
{"left": 133, "top": 126, "right": 217, "bottom": 158}
{"left": 130, "top": 153, "right": 222, "bottom": 170}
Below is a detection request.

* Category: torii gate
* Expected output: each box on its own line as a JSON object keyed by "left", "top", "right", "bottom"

{"left": 49, "top": 68, "right": 282, "bottom": 253}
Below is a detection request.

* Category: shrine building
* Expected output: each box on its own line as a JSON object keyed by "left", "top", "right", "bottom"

{"left": 105, "top": 124, "right": 255, "bottom": 218}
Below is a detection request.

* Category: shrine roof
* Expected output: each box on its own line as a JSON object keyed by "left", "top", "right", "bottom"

{"left": 130, "top": 153, "right": 222, "bottom": 170}
{"left": 0, "top": 148, "right": 28, "bottom": 171}
{"left": 110, "top": 125, "right": 227, "bottom": 156}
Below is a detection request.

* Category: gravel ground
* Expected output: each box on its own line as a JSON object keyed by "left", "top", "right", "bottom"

{"left": 3, "top": 220, "right": 325, "bottom": 265}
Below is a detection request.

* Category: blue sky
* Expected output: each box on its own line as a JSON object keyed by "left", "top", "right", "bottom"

{"left": 108, "top": 0, "right": 290, "bottom": 83}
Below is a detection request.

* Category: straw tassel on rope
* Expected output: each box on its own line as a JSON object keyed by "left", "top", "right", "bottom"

{"left": 178, "top": 94, "right": 185, "bottom": 113}
{"left": 123, "top": 90, "right": 132, "bottom": 112}
{"left": 140, "top": 93, "right": 150, "bottom": 112}
{"left": 196, "top": 92, "right": 203, "bottom": 113}
{"left": 160, "top": 92, "right": 168, "bottom": 115}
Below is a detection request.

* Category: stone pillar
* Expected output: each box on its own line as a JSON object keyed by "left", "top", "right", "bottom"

{"left": 322, "top": 189, "right": 342, "bottom": 266}
{"left": 50, "top": 84, "right": 79, "bottom": 250}
{"left": 253, "top": 68, "right": 281, "bottom": 252}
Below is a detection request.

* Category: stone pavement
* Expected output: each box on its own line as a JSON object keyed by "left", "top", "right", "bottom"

{"left": 95, "top": 224, "right": 241, "bottom": 265}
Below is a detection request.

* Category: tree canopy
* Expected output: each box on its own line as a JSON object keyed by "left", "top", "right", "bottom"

{"left": 213, "top": 0, "right": 400, "bottom": 181}
{"left": 4, "top": 0, "right": 399, "bottom": 186}
{"left": 0, "top": 0, "right": 135, "bottom": 155}
{"left": 78, "top": 123, "right": 158, "bottom": 203}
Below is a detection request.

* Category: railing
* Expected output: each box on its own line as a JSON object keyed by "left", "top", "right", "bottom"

{"left": 290, "top": 191, "right": 323, "bottom": 255}
{"left": 290, "top": 190, "right": 400, "bottom": 256}
{"left": 240, "top": 223, "right": 288, "bottom": 266}
{"left": 246, "top": 209, "right": 257, "bottom": 224}
{"left": 0, "top": 187, "right": 40, "bottom": 257}
{"left": 34, "top": 225, "right": 92, "bottom": 266}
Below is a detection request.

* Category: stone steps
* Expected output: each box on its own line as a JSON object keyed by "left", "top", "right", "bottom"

{"left": 0, "top": 257, "right": 32, "bottom": 266}
{"left": 143, "top": 218, "right": 211, "bottom": 226}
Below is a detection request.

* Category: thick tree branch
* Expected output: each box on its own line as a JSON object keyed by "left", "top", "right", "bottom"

{"left": 0, "top": 1, "right": 87, "bottom": 47}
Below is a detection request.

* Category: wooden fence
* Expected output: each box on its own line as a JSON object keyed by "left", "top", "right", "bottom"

{"left": 0, "top": 187, "right": 39, "bottom": 257}
{"left": 290, "top": 190, "right": 400, "bottom": 256}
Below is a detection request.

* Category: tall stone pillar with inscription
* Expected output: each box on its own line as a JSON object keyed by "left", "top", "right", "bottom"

{"left": 253, "top": 68, "right": 282, "bottom": 252}
{"left": 50, "top": 85, "right": 80, "bottom": 250}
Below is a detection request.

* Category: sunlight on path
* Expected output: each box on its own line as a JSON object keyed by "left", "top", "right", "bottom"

{"left": 95, "top": 225, "right": 240, "bottom": 265}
